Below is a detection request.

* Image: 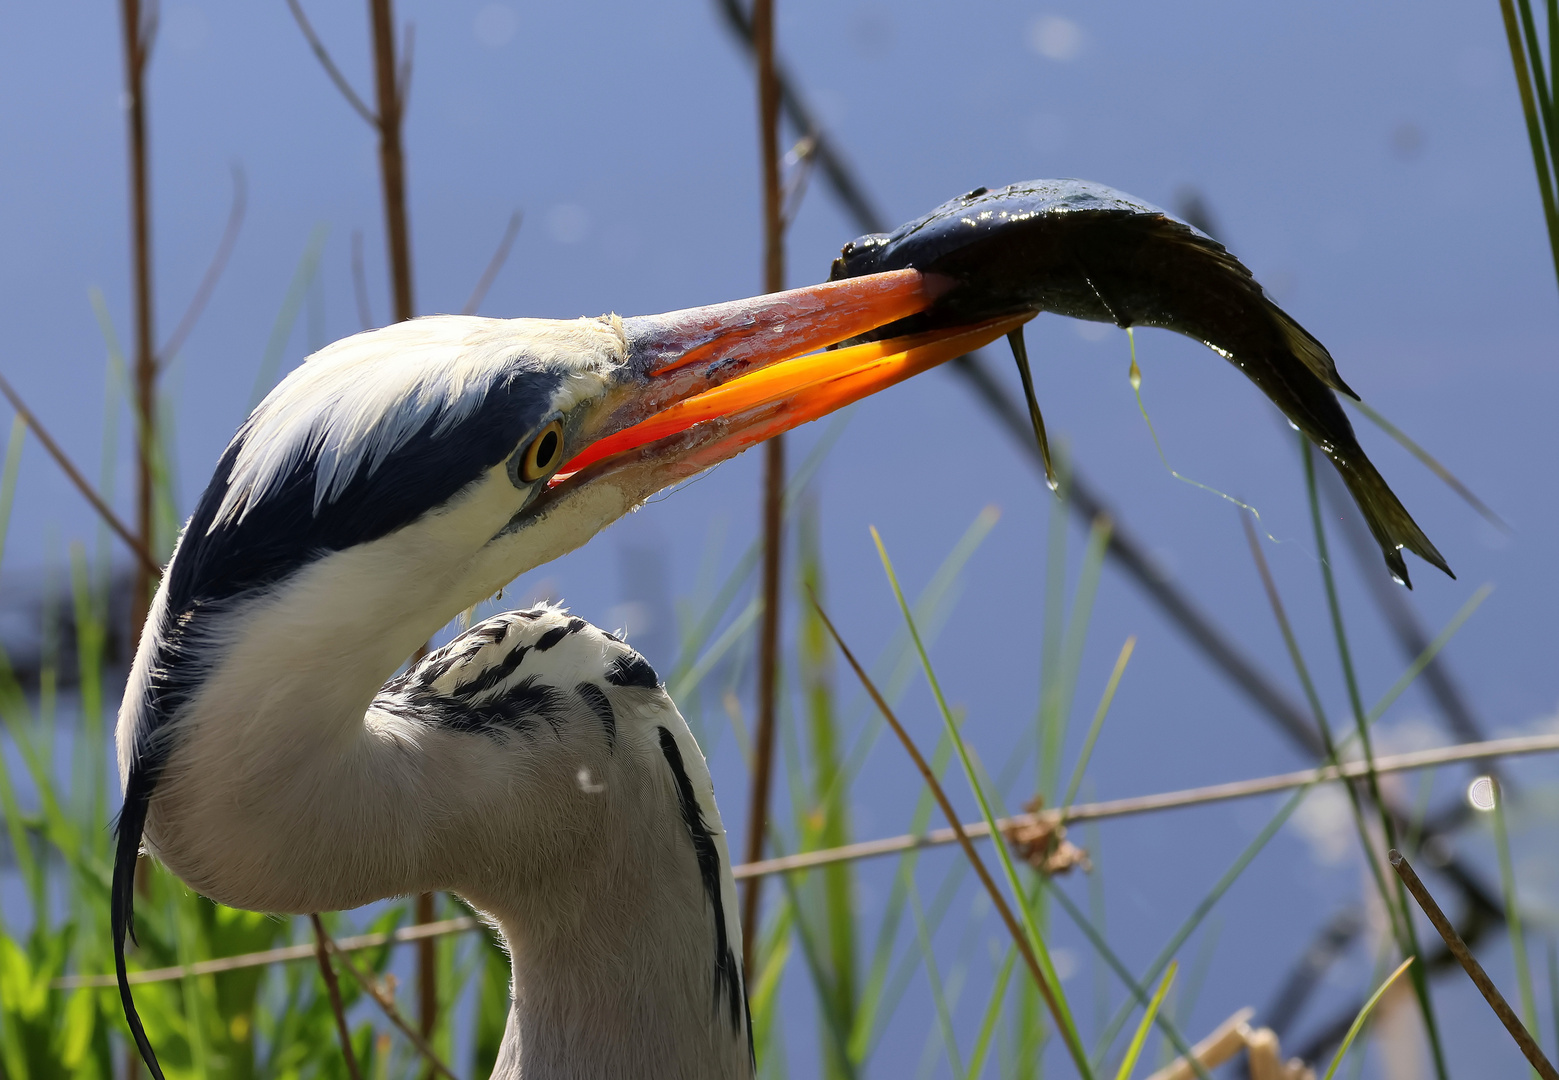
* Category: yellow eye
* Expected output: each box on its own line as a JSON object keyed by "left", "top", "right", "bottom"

{"left": 519, "top": 420, "right": 565, "bottom": 482}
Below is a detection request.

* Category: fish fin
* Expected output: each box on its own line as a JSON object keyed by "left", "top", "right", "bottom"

{"left": 1272, "top": 305, "right": 1358, "bottom": 399}
{"left": 1332, "top": 454, "right": 1453, "bottom": 587}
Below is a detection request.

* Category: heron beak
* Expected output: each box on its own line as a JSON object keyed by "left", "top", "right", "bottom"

{"left": 551, "top": 269, "right": 1028, "bottom": 492}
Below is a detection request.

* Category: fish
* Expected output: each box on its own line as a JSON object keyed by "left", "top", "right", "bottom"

{"left": 829, "top": 178, "right": 1451, "bottom": 587}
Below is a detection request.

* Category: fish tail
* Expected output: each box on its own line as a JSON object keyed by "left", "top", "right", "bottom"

{"left": 1331, "top": 454, "right": 1453, "bottom": 588}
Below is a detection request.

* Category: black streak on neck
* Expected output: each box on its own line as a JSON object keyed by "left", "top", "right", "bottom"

{"left": 656, "top": 726, "right": 748, "bottom": 1050}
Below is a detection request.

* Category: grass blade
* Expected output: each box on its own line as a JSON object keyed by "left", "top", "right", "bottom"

{"left": 854, "top": 723, "right": 1037, "bottom": 1066}
{"left": 669, "top": 598, "right": 760, "bottom": 703}
{"left": 1500, "top": 0, "right": 1559, "bottom": 287}
{"left": 860, "top": 824, "right": 969, "bottom": 1064}
{"left": 1245, "top": 505, "right": 1407, "bottom": 945}
{"left": 869, "top": 527, "right": 1091, "bottom": 1078}
{"left": 1492, "top": 777, "right": 1541, "bottom": 1078}
{"left": 1061, "top": 637, "right": 1135, "bottom": 811}
{"left": 748, "top": 899, "right": 793, "bottom": 1054}
{"left": 248, "top": 224, "right": 331, "bottom": 410}
{"left": 1517, "top": 0, "right": 1559, "bottom": 206}
{"left": 851, "top": 729, "right": 957, "bottom": 1060}
{"left": 1039, "top": 444, "right": 1070, "bottom": 771}
{"left": 1114, "top": 962, "right": 1175, "bottom": 1080}
{"left": 1087, "top": 820, "right": 1110, "bottom": 1038}
{"left": 1320, "top": 957, "right": 1415, "bottom": 1080}
{"left": 1304, "top": 440, "right": 1447, "bottom": 1079}
{"left": 0, "top": 417, "right": 25, "bottom": 572}
{"left": 839, "top": 505, "right": 1001, "bottom": 798}
{"left": 796, "top": 502, "right": 858, "bottom": 1075}
{"left": 1041, "top": 514, "right": 1112, "bottom": 799}
{"left": 770, "top": 842, "right": 859, "bottom": 1076}
{"left": 1170, "top": 921, "right": 1220, "bottom": 1068}
{"left": 1239, "top": 513, "right": 1329, "bottom": 739}
{"left": 670, "top": 413, "right": 849, "bottom": 687}
{"left": 908, "top": 879, "right": 965, "bottom": 1080}
{"left": 814, "top": 591, "right": 1087, "bottom": 1077}
{"left": 1366, "top": 584, "right": 1493, "bottom": 724}
{"left": 1547, "top": 940, "right": 1559, "bottom": 1060}
{"left": 967, "top": 941, "right": 1019, "bottom": 1078}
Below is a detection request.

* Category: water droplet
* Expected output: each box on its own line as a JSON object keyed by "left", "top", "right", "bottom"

{"left": 1467, "top": 775, "right": 1496, "bottom": 812}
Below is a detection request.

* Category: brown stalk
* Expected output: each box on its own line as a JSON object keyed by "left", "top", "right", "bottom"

{"left": 808, "top": 592, "right": 1078, "bottom": 1057}
{"left": 159, "top": 165, "right": 247, "bottom": 365}
{"left": 462, "top": 211, "right": 523, "bottom": 315}
{"left": 369, "top": 0, "right": 415, "bottom": 324}
{"left": 323, "top": 924, "right": 461, "bottom": 1080}
{"left": 311, "top": 914, "right": 365, "bottom": 1080}
{"left": 739, "top": 0, "right": 788, "bottom": 982}
{"left": 0, "top": 374, "right": 159, "bottom": 577}
{"left": 119, "top": 0, "right": 157, "bottom": 654}
{"left": 284, "top": 0, "right": 378, "bottom": 126}
{"left": 414, "top": 891, "right": 436, "bottom": 1044}
{"left": 1390, "top": 850, "right": 1559, "bottom": 1079}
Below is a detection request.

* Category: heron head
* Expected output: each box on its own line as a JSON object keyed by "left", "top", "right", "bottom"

{"left": 115, "top": 273, "right": 1029, "bottom": 1079}
{"left": 161, "top": 269, "right": 1022, "bottom": 644}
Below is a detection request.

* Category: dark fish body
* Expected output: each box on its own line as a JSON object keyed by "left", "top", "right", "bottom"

{"left": 831, "top": 179, "right": 1450, "bottom": 586}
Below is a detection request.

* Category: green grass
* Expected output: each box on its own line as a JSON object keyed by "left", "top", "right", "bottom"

{"left": 1491, "top": 779, "right": 1541, "bottom": 1080}
{"left": 1321, "top": 957, "right": 1415, "bottom": 1080}
{"left": 1499, "top": 0, "right": 1559, "bottom": 285}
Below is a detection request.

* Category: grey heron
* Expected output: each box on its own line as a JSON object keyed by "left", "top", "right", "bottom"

{"left": 114, "top": 268, "right": 1001, "bottom": 1080}
{"left": 112, "top": 178, "right": 1449, "bottom": 1080}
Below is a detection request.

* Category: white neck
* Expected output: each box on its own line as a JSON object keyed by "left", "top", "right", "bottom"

{"left": 479, "top": 797, "right": 751, "bottom": 1080}
{"left": 130, "top": 476, "right": 750, "bottom": 1079}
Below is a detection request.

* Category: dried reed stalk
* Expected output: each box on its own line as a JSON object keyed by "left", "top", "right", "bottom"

{"left": 311, "top": 914, "right": 364, "bottom": 1080}
{"left": 0, "top": 374, "right": 158, "bottom": 576}
{"left": 1391, "top": 850, "right": 1559, "bottom": 1080}
{"left": 811, "top": 592, "right": 1092, "bottom": 1077}
{"left": 323, "top": 925, "right": 461, "bottom": 1080}
{"left": 739, "top": 0, "right": 788, "bottom": 982}
{"left": 118, "top": 0, "right": 157, "bottom": 655}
